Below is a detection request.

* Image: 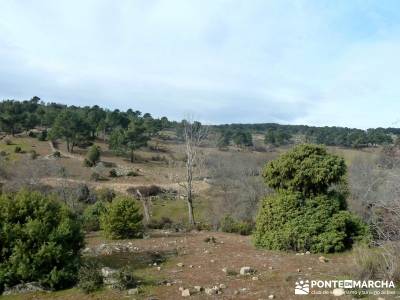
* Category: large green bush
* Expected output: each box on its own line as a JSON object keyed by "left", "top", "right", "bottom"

{"left": 100, "top": 196, "right": 143, "bottom": 239}
{"left": 85, "top": 145, "right": 101, "bottom": 167}
{"left": 254, "top": 144, "right": 370, "bottom": 253}
{"left": 0, "top": 190, "right": 84, "bottom": 292}
{"left": 83, "top": 201, "right": 106, "bottom": 232}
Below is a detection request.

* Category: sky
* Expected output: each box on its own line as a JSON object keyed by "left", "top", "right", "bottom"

{"left": 1, "top": 0, "right": 400, "bottom": 128}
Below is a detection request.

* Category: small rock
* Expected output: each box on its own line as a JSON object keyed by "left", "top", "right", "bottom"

{"left": 205, "top": 287, "right": 216, "bottom": 295}
{"left": 166, "top": 282, "right": 172, "bottom": 287}
{"left": 210, "top": 259, "right": 215, "bottom": 263}
{"left": 268, "top": 266, "right": 273, "bottom": 270}
{"left": 240, "top": 266, "right": 254, "bottom": 275}
{"left": 219, "top": 283, "right": 226, "bottom": 289}
{"left": 305, "top": 251, "right": 310, "bottom": 255}
{"left": 194, "top": 286, "right": 202, "bottom": 292}
{"left": 268, "top": 295, "right": 275, "bottom": 299}
{"left": 177, "top": 263, "right": 184, "bottom": 267}
{"left": 297, "top": 268, "right": 301, "bottom": 273}
{"left": 332, "top": 288, "right": 345, "bottom": 296}
{"left": 252, "top": 276, "right": 259, "bottom": 281}
{"left": 319, "top": 256, "right": 328, "bottom": 263}
{"left": 127, "top": 288, "right": 139, "bottom": 295}
{"left": 182, "top": 289, "right": 191, "bottom": 297}
{"left": 222, "top": 267, "right": 227, "bottom": 273}
{"left": 101, "top": 267, "right": 117, "bottom": 278}
{"left": 157, "top": 266, "right": 161, "bottom": 271}
{"left": 2, "top": 282, "right": 45, "bottom": 295}
{"left": 234, "top": 290, "right": 239, "bottom": 295}
{"left": 179, "top": 287, "right": 184, "bottom": 292}
{"left": 189, "top": 265, "right": 193, "bottom": 268}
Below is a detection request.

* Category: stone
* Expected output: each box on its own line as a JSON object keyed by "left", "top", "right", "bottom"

{"left": 252, "top": 276, "right": 259, "bottom": 281}
{"left": 189, "top": 265, "right": 193, "bottom": 268}
{"left": 319, "top": 256, "right": 328, "bottom": 263}
{"left": 194, "top": 286, "right": 202, "bottom": 292}
{"left": 2, "top": 282, "right": 45, "bottom": 295}
{"left": 268, "top": 266, "right": 273, "bottom": 270}
{"left": 177, "top": 263, "right": 184, "bottom": 267}
{"left": 222, "top": 267, "right": 228, "bottom": 273}
{"left": 240, "top": 266, "right": 254, "bottom": 275}
{"left": 127, "top": 288, "right": 139, "bottom": 295}
{"left": 219, "top": 283, "right": 226, "bottom": 289}
{"left": 234, "top": 290, "right": 239, "bottom": 295}
{"left": 166, "top": 282, "right": 172, "bottom": 287}
{"left": 101, "top": 267, "right": 118, "bottom": 278}
{"left": 182, "top": 289, "right": 191, "bottom": 297}
{"left": 332, "top": 288, "right": 345, "bottom": 296}
{"left": 157, "top": 266, "right": 161, "bottom": 271}
{"left": 179, "top": 287, "right": 184, "bottom": 292}
{"left": 305, "top": 251, "right": 311, "bottom": 255}
{"left": 268, "top": 295, "right": 275, "bottom": 299}
{"left": 297, "top": 268, "right": 301, "bottom": 273}
{"left": 205, "top": 288, "right": 217, "bottom": 295}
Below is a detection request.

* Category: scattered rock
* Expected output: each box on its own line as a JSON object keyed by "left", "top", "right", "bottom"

{"left": 240, "top": 266, "right": 255, "bottom": 275}
{"left": 194, "top": 286, "right": 202, "bottom": 292}
{"left": 166, "top": 282, "right": 172, "bottom": 287}
{"left": 332, "top": 288, "right": 345, "bottom": 296}
{"left": 182, "top": 289, "right": 191, "bottom": 297}
{"left": 2, "top": 282, "right": 45, "bottom": 295}
{"left": 210, "top": 259, "right": 215, "bottom": 263}
{"left": 234, "top": 290, "right": 239, "bottom": 295}
{"left": 222, "top": 267, "right": 227, "bottom": 273}
{"left": 179, "top": 287, "right": 184, "bottom": 292}
{"left": 305, "top": 251, "right": 310, "bottom": 255}
{"left": 268, "top": 295, "right": 275, "bottom": 299}
{"left": 268, "top": 266, "right": 273, "bottom": 270}
{"left": 252, "top": 276, "right": 259, "bottom": 281}
{"left": 177, "top": 263, "right": 184, "bottom": 267}
{"left": 319, "top": 256, "right": 328, "bottom": 263}
{"left": 127, "top": 288, "right": 139, "bottom": 295}
{"left": 205, "top": 287, "right": 217, "bottom": 295}
{"left": 219, "top": 283, "right": 226, "bottom": 289}
{"left": 297, "top": 268, "right": 301, "bottom": 273}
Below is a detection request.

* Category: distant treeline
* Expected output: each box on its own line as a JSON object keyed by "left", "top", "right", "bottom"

{"left": 0, "top": 98, "right": 397, "bottom": 149}
{"left": 214, "top": 123, "right": 397, "bottom": 148}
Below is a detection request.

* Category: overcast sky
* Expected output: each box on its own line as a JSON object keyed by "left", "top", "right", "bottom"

{"left": 1, "top": 0, "right": 400, "bottom": 128}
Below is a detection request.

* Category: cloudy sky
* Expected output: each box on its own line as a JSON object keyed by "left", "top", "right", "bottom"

{"left": 1, "top": 0, "right": 400, "bottom": 128}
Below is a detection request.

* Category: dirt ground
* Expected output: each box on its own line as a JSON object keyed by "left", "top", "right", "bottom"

{"left": 84, "top": 231, "right": 378, "bottom": 300}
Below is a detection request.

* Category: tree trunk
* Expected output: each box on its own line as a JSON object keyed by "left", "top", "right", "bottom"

{"left": 130, "top": 149, "right": 134, "bottom": 163}
{"left": 66, "top": 140, "right": 70, "bottom": 152}
{"left": 141, "top": 198, "right": 151, "bottom": 224}
{"left": 187, "top": 196, "right": 195, "bottom": 227}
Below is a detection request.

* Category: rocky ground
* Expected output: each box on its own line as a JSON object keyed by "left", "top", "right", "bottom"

{"left": 83, "top": 230, "right": 361, "bottom": 300}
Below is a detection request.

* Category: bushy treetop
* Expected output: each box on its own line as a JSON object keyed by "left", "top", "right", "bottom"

{"left": 263, "top": 144, "right": 346, "bottom": 196}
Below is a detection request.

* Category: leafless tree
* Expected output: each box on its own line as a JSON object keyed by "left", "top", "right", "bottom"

{"left": 180, "top": 118, "right": 208, "bottom": 227}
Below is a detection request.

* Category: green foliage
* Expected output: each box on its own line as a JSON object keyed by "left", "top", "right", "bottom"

{"left": 95, "top": 188, "right": 116, "bottom": 202}
{"left": 254, "top": 191, "right": 370, "bottom": 253}
{"left": 109, "top": 168, "right": 118, "bottom": 177}
{"left": 113, "top": 267, "right": 137, "bottom": 290}
{"left": 77, "top": 260, "right": 103, "bottom": 293}
{"left": 232, "top": 131, "right": 253, "bottom": 147}
{"left": 220, "top": 215, "right": 255, "bottom": 236}
{"left": 100, "top": 196, "right": 143, "bottom": 239}
{"left": 83, "top": 202, "right": 106, "bottom": 231}
{"left": 264, "top": 128, "right": 291, "bottom": 146}
{"left": 52, "top": 150, "right": 61, "bottom": 158}
{"left": 14, "top": 146, "right": 21, "bottom": 153}
{"left": 263, "top": 144, "right": 346, "bottom": 196}
{"left": 38, "top": 130, "right": 47, "bottom": 141}
{"left": 254, "top": 144, "right": 370, "bottom": 253}
{"left": 86, "top": 145, "right": 101, "bottom": 166}
{"left": 0, "top": 190, "right": 84, "bottom": 292}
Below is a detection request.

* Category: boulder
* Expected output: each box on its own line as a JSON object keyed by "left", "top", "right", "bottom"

{"left": 182, "top": 289, "right": 191, "bottom": 297}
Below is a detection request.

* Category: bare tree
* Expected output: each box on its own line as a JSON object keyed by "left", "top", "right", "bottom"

{"left": 180, "top": 118, "right": 208, "bottom": 227}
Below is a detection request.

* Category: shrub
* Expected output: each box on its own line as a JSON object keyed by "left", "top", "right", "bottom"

{"left": 14, "top": 146, "right": 22, "bottom": 153}
{"left": 4, "top": 139, "right": 12, "bottom": 145}
{"left": 90, "top": 172, "right": 101, "bottom": 181}
{"left": 254, "top": 144, "right": 370, "bottom": 253}
{"left": 53, "top": 151, "right": 61, "bottom": 158}
{"left": 86, "top": 145, "right": 101, "bottom": 166}
{"left": 0, "top": 190, "right": 84, "bottom": 292}
{"left": 126, "top": 170, "right": 138, "bottom": 177}
{"left": 220, "top": 215, "right": 254, "bottom": 235}
{"left": 254, "top": 191, "right": 370, "bottom": 253}
{"left": 28, "top": 131, "right": 37, "bottom": 138}
{"left": 95, "top": 188, "right": 116, "bottom": 202}
{"left": 29, "top": 150, "right": 38, "bottom": 159}
{"left": 147, "top": 217, "right": 174, "bottom": 229}
{"left": 83, "top": 202, "right": 106, "bottom": 232}
{"left": 38, "top": 130, "right": 47, "bottom": 141}
{"left": 83, "top": 158, "right": 94, "bottom": 167}
{"left": 100, "top": 196, "right": 143, "bottom": 239}
{"left": 77, "top": 260, "right": 103, "bottom": 293}
{"left": 109, "top": 169, "right": 118, "bottom": 177}
{"left": 113, "top": 267, "right": 137, "bottom": 290}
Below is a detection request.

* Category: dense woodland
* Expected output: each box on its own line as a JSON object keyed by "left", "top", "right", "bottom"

{"left": 0, "top": 98, "right": 397, "bottom": 151}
